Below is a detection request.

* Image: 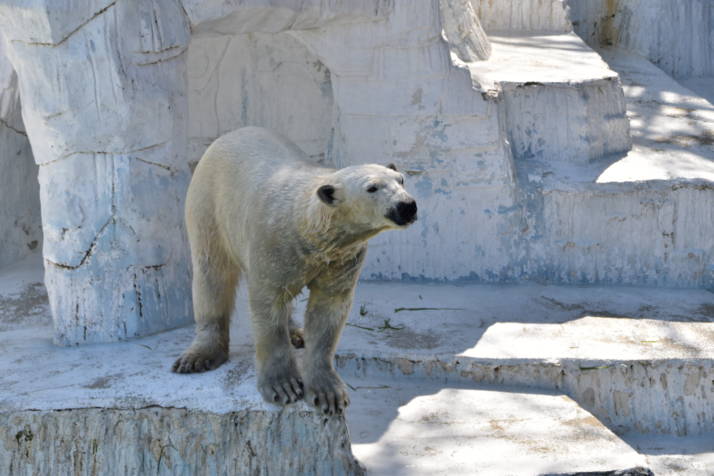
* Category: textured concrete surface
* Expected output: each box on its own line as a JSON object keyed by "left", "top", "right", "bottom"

{"left": 0, "top": 39, "right": 40, "bottom": 269}
{"left": 513, "top": 47, "right": 714, "bottom": 289}
{"left": 0, "top": 0, "right": 195, "bottom": 345}
{"left": 187, "top": 31, "right": 334, "bottom": 168}
{"left": 0, "top": 0, "right": 712, "bottom": 354}
{"left": 568, "top": 0, "right": 714, "bottom": 78}
{"left": 439, "top": 0, "right": 491, "bottom": 62}
{"left": 622, "top": 433, "right": 714, "bottom": 476}
{"left": 600, "top": 49, "right": 714, "bottom": 179}
{"left": 348, "top": 380, "right": 646, "bottom": 476}
{"left": 470, "top": 33, "right": 630, "bottom": 163}
{"left": 335, "top": 281, "right": 714, "bottom": 435}
{"left": 2, "top": 408, "right": 363, "bottom": 476}
{"left": 474, "top": 0, "right": 571, "bottom": 33}
{"left": 2, "top": 255, "right": 713, "bottom": 474}
{"left": 680, "top": 77, "right": 714, "bottom": 106}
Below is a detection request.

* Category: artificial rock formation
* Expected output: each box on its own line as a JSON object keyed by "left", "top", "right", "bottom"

{"left": 0, "top": 0, "right": 194, "bottom": 344}
{"left": 0, "top": 41, "right": 40, "bottom": 269}
{"left": 0, "top": 0, "right": 496, "bottom": 344}
{"left": 568, "top": 0, "right": 714, "bottom": 78}
{"left": 0, "top": 0, "right": 712, "bottom": 346}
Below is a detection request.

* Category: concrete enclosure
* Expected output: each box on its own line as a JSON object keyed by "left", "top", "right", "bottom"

{"left": 2, "top": 1, "right": 714, "bottom": 474}
{"left": 0, "top": 0, "right": 712, "bottom": 345}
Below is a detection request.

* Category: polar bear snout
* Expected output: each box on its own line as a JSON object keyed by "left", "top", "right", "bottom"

{"left": 387, "top": 198, "right": 418, "bottom": 226}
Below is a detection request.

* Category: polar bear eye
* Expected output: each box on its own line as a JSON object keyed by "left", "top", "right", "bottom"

{"left": 367, "top": 185, "right": 379, "bottom": 193}
{"left": 397, "top": 176, "right": 404, "bottom": 185}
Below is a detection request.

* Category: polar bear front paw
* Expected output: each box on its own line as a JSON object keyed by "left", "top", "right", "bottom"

{"left": 305, "top": 370, "right": 350, "bottom": 416}
{"left": 171, "top": 345, "right": 228, "bottom": 373}
{"left": 258, "top": 360, "right": 304, "bottom": 405}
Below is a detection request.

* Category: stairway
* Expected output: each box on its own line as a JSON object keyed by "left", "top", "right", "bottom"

{"left": 461, "top": 0, "right": 714, "bottom": 288}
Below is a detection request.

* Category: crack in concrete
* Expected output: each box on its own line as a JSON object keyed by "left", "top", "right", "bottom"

{"left": 132, "top": 272, "right": 144, "bottom": 321}
{"left": 144, "top": 264, "right": 166, "bottom": 272}
{"left": 132, "top": 156, "right": 174, "bottom": 172}
{"left": 43, "top": 110, "right": 66, "bottom": 121}
{"left": 178, "top": 1, "right": 192, "bottom": 33}
{"left": 40, "top": 139, "right": 174, "bottom": 271}
{"left": 0, "top": 117, "right": 26, "bottom": 136}
{"left": 44, "top": 217, "right": 113, "bottom": 270}
{"left": 136, "top": 47, "right": 187, "bottom": 66}
{"left": 44, "top": 221, "right": 155, "bottom": 271}
{"left": 39, "top": 142, "right": 169, "bottom": 167}
{"left": 11, "top": 1, "right": 117, "bottom": 48}
{"left": 135, "top": 44, "right": 182, "bottom": 55}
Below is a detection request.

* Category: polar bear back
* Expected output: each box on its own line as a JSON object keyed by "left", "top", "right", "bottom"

{"left": 186, "top": 127, "right": 330, "bottom": 271}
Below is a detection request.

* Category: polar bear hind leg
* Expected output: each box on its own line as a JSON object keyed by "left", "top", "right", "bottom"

{"left": 172, "top": 220, "right": 239, "bottom": 373}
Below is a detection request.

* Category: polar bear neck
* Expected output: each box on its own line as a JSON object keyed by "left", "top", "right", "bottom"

{"left": 299, "top": 190, "right": 384, "bottom": 256}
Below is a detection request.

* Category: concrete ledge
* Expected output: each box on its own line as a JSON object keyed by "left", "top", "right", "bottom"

{"left": 467, "top": 33, "right": 631, "bottom": 164}
{"left": 513, "top": 47, "right": 714, "bottom": 288}
{"left": 0, "top": 256, "right": 363, "bottom": 475}
{"left": 335, "top": 282, "right": 714, "bottom": 435}
{"left": 2, "top": 407, "right": 362, "bottom": 476}
{"left": 0, "top": 322, "right": 364, "bottom": 475}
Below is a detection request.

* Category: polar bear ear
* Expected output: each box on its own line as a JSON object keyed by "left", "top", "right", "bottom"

{"left": 317, "top": 184, "right": 341, "bottom": 206}
{"left": 386, "top": 163, "right": 398, "bottom": 171}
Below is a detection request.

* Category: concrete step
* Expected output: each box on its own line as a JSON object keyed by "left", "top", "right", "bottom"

{"left": 622, "top": 433, "right": 714, "bottom": 476}
{"left": 600, "top": 49, "right": 714, "bottom": 163}
{"left": 332, "top": 282, "right": 714, "bottom": 435}
{"left": 513, "top": 48, "right": 714, "bottom": 288}
{"left": 467, "top": 32, "right": 631, "bottom": 164}
{"left": 0, "top": 332, "right": 363, "bottom": 474}
{"left": 0, "top": 255, "right": 363, "bottom": 475}
{"left": 2, "top": 255, "right": 713, "bottom": 473}
{"left": 348, "top": 378, "right": 648, "bottom": 476}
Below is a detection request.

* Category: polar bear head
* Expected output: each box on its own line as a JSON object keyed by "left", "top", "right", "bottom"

{"left": 314, "top": 163, "right": 417, "bottom": 233}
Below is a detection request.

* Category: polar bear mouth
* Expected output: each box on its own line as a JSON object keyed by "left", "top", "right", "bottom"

{"left": 386, "top": 200, "right": 418, "bottom": 226}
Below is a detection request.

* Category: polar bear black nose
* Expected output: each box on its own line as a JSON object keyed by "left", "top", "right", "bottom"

{"left": 386, "top": 199, "right": 417, "bottom": 226}
{"left": 397, "top": 199, "right": 417, "bottom": 223}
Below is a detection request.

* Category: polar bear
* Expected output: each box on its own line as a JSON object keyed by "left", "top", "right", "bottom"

{"left": 172, "top": 127, "right": 417, "bottom": 415}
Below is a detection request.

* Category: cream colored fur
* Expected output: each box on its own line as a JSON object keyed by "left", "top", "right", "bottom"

{"left": 172, "top": 126, "right": 415, "bottom": 415}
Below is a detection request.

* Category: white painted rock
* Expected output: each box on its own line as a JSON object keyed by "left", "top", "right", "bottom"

{"left": 439, "top": 0, "right": 492, "bottom": 61}
{"left": 0, "top": 37, "right": 41, "bottom": 269}
{"left": 0, "top": 0, "right": 712, "bottom": 349}
{"left": 0, "top": 0, "right": 194, "bottom": 344}
{"left": 1, "top": 408, "right": 363, "bottom": 475}
{"left": 473, "top": 0, "right": 572, "bottom": 33}
{"left": 568, "top": 0, "right": 714, "bottom": 78}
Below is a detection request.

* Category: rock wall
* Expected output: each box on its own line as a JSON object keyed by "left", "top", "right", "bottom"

{"left": 187, "top": 32, "right": 334, "bottom": 169}
{"left": 0, "top": 38, "right": 41, "bottom": 269}
{"left": 0, "top": 0, "right": 194, "bottom": 345}
{"left": 1, "top": 0, "right": 711, "bottom": 345}
{"left": 187, "top": 0, "right": 507, "bottom": 282}
{"left": 568, "top": 0, "right": 714, "bottom": 78}
{"left": 292, "top": 0, "right": 519, "bottom": 281}
{"left": 473, "top": 0, "right": 572, "bottom": 33}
